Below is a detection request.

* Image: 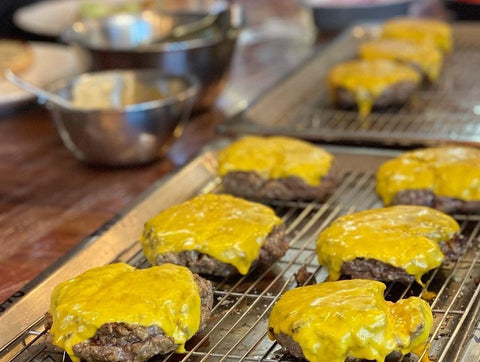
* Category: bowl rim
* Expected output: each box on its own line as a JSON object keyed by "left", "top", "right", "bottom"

{"left": 60, "top": 10, "right": 241, "bottom": 52}
{"left": 302, "top": 0, "right": 414, "bottom": 9}
{"left": 44, "top": 69, "right": 200, "bottom": 113}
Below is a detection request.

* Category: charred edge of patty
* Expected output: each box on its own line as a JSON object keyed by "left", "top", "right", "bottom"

{"left": 340, "top": 258, "right": 415, "bottom": 285}
{"left": 340, "top": 234, "right": 466, "bottom": 285}
{"left": 333, "top": 80, "right": 418, "bottom": 111}
{"left": 221, "top": 171, "right": 337, "bottom": 202}
{"left": 192, "top": 273, "right": 214, "bottom": 329}
{"left": 154, "top": 225, "right": 288, "bottom": 277}
{"left": 439, "top": 234, "right": 467, "bottom": 262}
{"left": 45, "top": 273, "right": 214, "bottom": 362}
{"left": 72, "top": 323, "right": 177, "bottom": 362}
{"left": 391, "top": 189, "right": 480, "bottom": 215}
{"left": 271, "top": 331, "right": 420, "bottom": 362}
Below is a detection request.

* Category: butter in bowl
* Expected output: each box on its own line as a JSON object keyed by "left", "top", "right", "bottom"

{"left": 43, "top": 69, "right": 198, "bottom": 166}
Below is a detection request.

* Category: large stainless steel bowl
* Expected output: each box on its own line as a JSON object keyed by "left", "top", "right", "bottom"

{"left": 61, "top": 5, "right": 239, "bottom": 110}
{"left": 44, "top": 69, "right": 198, "bottom": 166}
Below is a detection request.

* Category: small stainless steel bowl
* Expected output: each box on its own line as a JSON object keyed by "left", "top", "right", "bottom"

{"left": 44, "top": 69, "right": 198, "bottom": 166}
{"left": 61, "top": 3, "right": 240, "bottom": 110}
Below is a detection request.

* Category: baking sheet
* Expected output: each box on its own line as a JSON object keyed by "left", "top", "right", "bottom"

{"left": 219, "top": 22, "right": 480, "bottom": 148}
{"left": 1, "top": 146, "right": 479, "bottom": 361}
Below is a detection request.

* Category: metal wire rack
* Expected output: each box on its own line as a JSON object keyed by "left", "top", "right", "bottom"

{"left": 219, "top": 23, "right": 480, "bottom": 147}
{"left": 3, "top": 149, "right": 480, "bottom": 362}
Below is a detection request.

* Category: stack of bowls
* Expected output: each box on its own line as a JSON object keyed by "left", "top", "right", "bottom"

{"left": 37, "top": 0, "right": 241, "bottom": 166}
{"left": 61, "top": 0, "right": 240, "bottom": 110}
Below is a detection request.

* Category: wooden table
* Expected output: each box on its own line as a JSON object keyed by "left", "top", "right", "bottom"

{"left": 0, "top": 0, "right": 316, "bottom": 304}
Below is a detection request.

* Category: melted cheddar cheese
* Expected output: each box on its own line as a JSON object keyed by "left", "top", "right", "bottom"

{"left": 382, "top": 17, "right": 452, "bottom": 53}
{"left": 217, "top": 136, "right": 333, "bottom": 186}
{"left": 360, "top": 39, "right": 443, "bottom": 82}
{"left": 140, "top": 194, "right": 282, "bottom": 274}
{"left": 316, "top": 205, "right": 459, "bottom": 283}
{"left": 48, "top": 263, "right": 202, "bottom": 362}
{"left": 328, "top": 59, "right": 420, "bottom": 117}
{"left": 377, "top": 147, "right": 480, "bottom": 205}
{"left": 268, "top": 279, "right": 433, "bottom": 362}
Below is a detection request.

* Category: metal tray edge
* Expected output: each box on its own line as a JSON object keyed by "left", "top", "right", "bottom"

{"left": 0, "top": 152, "right": 217, "bottom": 352}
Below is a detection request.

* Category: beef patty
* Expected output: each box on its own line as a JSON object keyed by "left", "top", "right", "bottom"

{"left": 154, "top": 225, "right": 288, "bottom": 277}
{"left": 221, "top": 171, "right": 337, "bottom": 202}
{"left": 340, "top": 234, "right": 467, "bottom": 284}
{"left": 392, "top": 189, "right": 480, "bottom": 215}
{"left": 333, "top": 80, "right": 419, "bottom": 111}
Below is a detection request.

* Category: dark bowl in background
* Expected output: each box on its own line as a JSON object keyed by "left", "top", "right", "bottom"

{"left": 303, "top": 0, "right": 414, "bottom": 34}
{"left": 445, "top": 0, "right": 480, "bottom": 20}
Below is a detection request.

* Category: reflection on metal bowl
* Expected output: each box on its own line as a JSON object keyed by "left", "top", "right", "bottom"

{"left": 61, "top": 8, "right": 239, "bottom": 110}
{"left": 44, "top": 69, "right": 199, "bottom": 166}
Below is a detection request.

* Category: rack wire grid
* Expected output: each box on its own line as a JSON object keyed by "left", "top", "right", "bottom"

{"left": 4, "top": 158, "right": 480, "bottom": 362}
{"left": 220, "top": 23, "right": 480, "bottom": 147}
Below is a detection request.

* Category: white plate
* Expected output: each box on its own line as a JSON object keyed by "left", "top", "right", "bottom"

{"left": 0, "top": 42, "right": 88, "bottom": 111}
{"left": 13, "top": 0, "right": 146, "bottom": 37}
{"left": 14, "top": 0, "right": 80, "bottom": 37}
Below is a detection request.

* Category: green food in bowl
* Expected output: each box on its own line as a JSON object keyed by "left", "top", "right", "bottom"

{"left": 79, "top": 1, "right": 142, "bottom": 19}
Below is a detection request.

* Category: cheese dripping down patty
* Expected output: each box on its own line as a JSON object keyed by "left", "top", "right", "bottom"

{"left": 376, "top": 146, "right": 480, "bottom": 205}
{"left": 217, "top": 136, "right": 333, "bottom": 187}
{"left": 328, "top": 58, "right": 421, "bottom": 117}
{"left": 140, "top": 194, "right": 282, "bottom": 274}
{"left": 48, "top": 263, "right": 202, "bottom": 362}
{"left": 316, "top": 205, "right": 460, "bottom": 284}
{"left": 268, "top": 279, "right": 433, "bottom": 362}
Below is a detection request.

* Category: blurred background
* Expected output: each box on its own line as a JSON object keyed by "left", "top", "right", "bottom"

{"left": 0, "top": 0, "right": 462, "bottom": 117}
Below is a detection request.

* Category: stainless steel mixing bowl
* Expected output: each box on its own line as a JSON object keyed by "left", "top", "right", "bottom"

{"left": 44, "top": 69, "right": 198, "bottom": 166}
{"left": 61, "top": 4, "right": 239, "bottom": 110}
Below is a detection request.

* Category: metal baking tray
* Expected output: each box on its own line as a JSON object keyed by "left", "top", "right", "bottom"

{"left": 219, "top": 23, "right": 480, "bottom": 147}
{"left": 1, "top": 146, "right": 479, "bottom": 362}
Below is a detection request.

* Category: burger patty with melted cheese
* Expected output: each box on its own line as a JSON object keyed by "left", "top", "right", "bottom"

{"left": 377, "top": 146, "right": 480, "bottom": 208}
{"left": 268, "top": 279, "right": 433, "bottom": 362}
{"left": 47, "top": 263, "right": 212, "bottom": 362}
{"left": 140, "top": 193, "right": 286, "bottom": 276}
{"left": 217, "top": 136, "right": 335, "bottom": 201}
{"left": 328, "top": 58, "right": 421, "bottom": 117}
{"left": 382, "top": 17, "right": 452, "bottom": 53}
{"left": 316, "top": 205, "right": 461, "bottom": 284}
{"left": 360, "top": 38, "right": 443, "bottom": 82}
